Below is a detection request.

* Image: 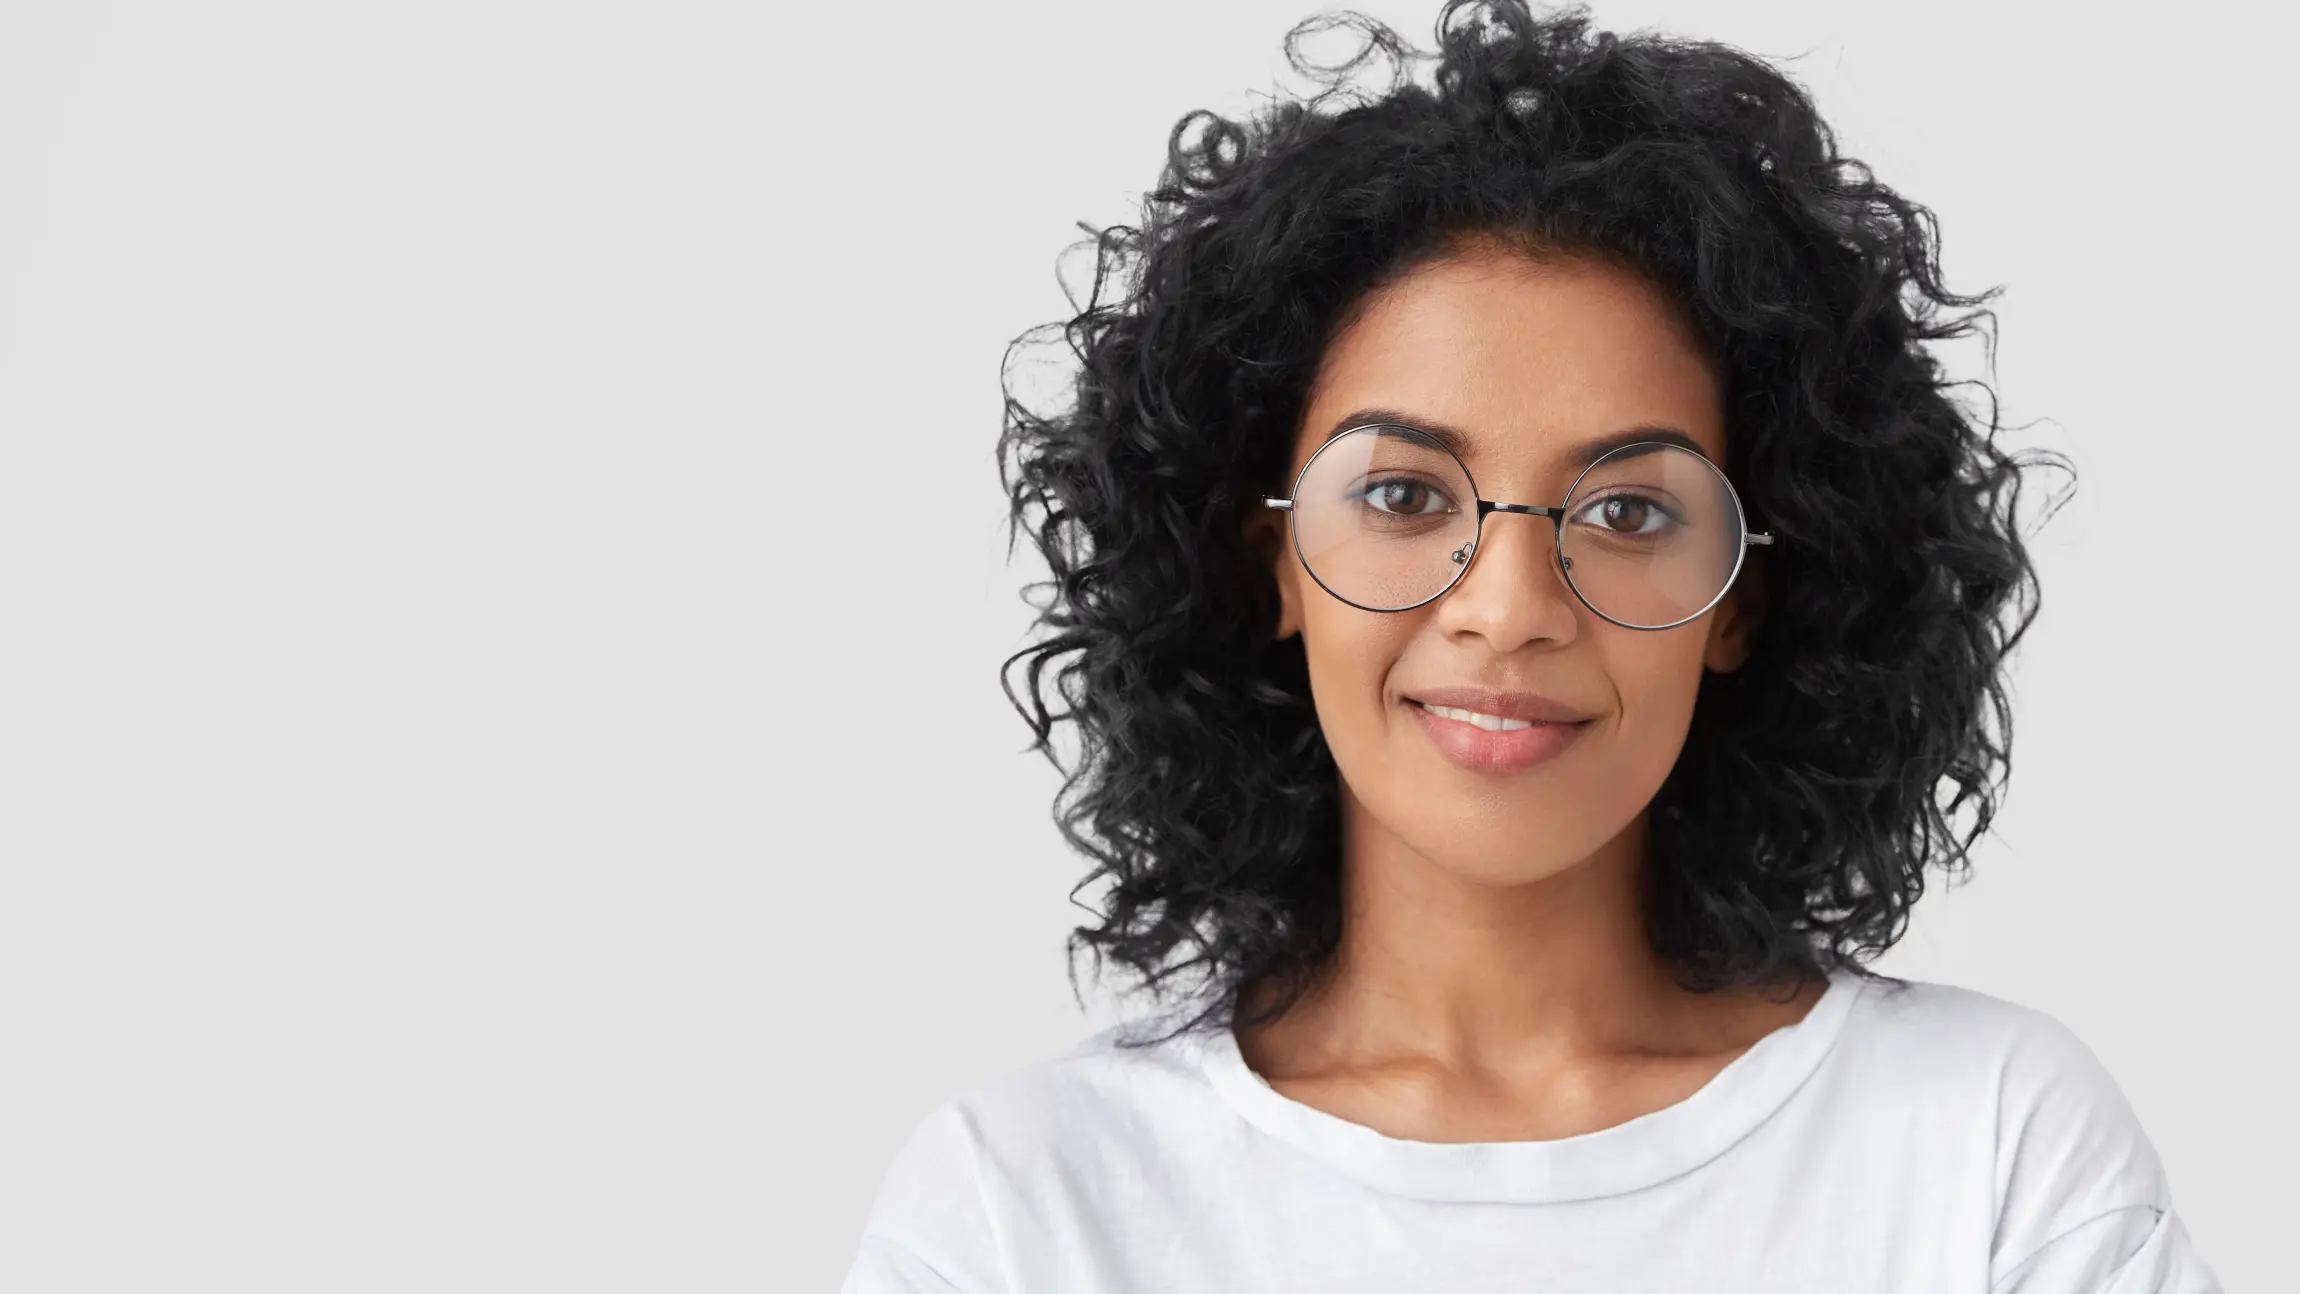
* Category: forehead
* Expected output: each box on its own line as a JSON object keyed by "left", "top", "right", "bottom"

{"left": 1295, "top": 249, "right": 1725, "bottom": 479}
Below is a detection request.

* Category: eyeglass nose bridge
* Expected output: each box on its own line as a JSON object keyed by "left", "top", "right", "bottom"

{"left": 1448, "top": 499, "right": 1567, "bottom": 573}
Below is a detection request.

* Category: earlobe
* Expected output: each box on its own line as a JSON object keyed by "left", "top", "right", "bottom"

{"left": 1274, "top": 567, "right": 1302, "bottom": 640}
{"left": 1703, "top": 557, "right": 1767, "bottom": 673}
{"left": 1245, "top": 510, "right": 1303, "bottom": 641}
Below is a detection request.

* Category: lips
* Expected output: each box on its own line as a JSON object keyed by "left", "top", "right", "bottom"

{"left": 1407, "top": 698, "right": 1587, "bottom": 773}
{"left": 1402, "top": 685, "right": 1593, "bottom": 725}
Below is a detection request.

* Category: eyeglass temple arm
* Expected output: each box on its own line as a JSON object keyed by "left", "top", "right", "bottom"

{"left": 1263, "top": 498, "right": 1292, "bottom": 510}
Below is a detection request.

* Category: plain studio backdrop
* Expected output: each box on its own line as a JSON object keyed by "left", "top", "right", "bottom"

{"left": 0, "top": 0, "right": 2282, "bottom": 1289}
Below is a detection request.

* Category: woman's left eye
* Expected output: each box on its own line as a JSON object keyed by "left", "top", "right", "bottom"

{"left": 1573, "top": 493, "right": 1677, "bottom": 534}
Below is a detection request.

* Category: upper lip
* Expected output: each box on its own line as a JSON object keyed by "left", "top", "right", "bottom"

{"left": 1405, "top": 686, "right": 1594, "bottom": 724}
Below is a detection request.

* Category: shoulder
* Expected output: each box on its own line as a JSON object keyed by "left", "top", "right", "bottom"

{"left": 1840, "top": 974, "right": 2192, "bottom": 1284}
{"left": 843, "top": 1009, "right": 1215, "bottom": 1291}
{"left": 919, "top": 1007, "right": 1219, "bottom": 1177}
{"left": 1838, "top": 972, "right": 2156, "bottom": 1120}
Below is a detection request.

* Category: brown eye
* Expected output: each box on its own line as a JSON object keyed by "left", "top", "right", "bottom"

{"left": 1361, "top": 478, "right": 1451, "bottom": 516}
{"left": 1603, "top": 497, "right": 1650, "bottom": 531}
{"left": 1573, "top": 492, "right": 1678, "bottom": 535}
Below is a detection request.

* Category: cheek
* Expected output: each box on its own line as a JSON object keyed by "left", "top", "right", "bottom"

{"left": 1296, "top": 601, "right": 1409, "bottom": 746}
{"left": 1601, "top": 631, "right": 1711, "bottom": 763}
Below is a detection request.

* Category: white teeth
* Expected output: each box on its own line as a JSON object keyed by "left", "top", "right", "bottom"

{"left": 1418, "top": 702, "right": 1535, "bottom": 731}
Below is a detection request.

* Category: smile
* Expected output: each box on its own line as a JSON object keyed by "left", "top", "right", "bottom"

{"left": 1415, "top": 701, "right": 1544, "bottom": 731}
{"left": 1408, "top": 699, "right": 1588, "bottom": 773}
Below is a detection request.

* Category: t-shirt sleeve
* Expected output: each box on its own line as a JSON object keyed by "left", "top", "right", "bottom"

{"left": 1983, "top": 1010, "right": 2223, "bottom": 1293}
{"left": 838, "top": 1099, "right": 1011, "bottom": 1294}
{"left": 1988, "top": 1203, "right": 2222, "bottom": 1293}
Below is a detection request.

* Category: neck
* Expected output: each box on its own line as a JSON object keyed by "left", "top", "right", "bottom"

{"left": 1243, "top": 793, "right": 1759, "bottom": 1075}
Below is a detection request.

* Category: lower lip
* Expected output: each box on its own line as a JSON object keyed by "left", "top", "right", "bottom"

{"left": 1407, "top": 701, "right": 1588, "bottom": 772}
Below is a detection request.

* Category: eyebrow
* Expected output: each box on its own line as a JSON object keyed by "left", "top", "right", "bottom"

{"left": 1318, "top": 406, "right": 1714, "bottom": 469}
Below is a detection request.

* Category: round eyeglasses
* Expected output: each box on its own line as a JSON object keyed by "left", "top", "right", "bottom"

{"left": 1262, "top": 423, "right": 1774, "bottom": 630}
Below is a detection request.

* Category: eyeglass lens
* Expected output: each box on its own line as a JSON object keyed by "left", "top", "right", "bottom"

{"left": 1288, "top": 426, "right": 1746, "bottom": 627}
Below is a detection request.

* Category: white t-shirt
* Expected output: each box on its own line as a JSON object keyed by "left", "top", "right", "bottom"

{"left": 840, "top": 967, "right": 2222, "bottom": 1292}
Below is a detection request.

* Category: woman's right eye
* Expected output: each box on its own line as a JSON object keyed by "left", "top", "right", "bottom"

{"left": 1360, "top": 478, "right": 1451, "bottom": 515}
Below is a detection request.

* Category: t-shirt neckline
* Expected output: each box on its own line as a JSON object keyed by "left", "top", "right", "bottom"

{"left": 1193, "top": 966, "right": 1868, "bottom": 1204}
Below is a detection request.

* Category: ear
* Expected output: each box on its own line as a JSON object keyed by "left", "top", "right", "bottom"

{"left": 1243, "top": 506, "right": 1303, "bottom": 641}
{"left": 1702, "top": 550, "right": 1767, "bottom": 673}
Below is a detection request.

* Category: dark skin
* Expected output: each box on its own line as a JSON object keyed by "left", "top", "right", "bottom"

{"left": 1238, "top": 239, "right": 1825, "bottom": 1144}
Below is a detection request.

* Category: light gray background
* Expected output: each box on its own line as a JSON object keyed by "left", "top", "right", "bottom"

{"left": 0, "top": 1, "right": 2281, "bottom": 1289}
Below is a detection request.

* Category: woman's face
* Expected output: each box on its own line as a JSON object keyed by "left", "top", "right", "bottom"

{"left": 1252, "top": 244, "right": 1764, "bottom": 886}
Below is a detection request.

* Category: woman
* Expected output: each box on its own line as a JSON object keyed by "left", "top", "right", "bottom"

{"left": 841, "top": 2, "right": 2221, "bottom": 1289}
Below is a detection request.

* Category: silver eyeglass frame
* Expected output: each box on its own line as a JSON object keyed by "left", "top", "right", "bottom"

{"left": 1261, "top": 422, "right": 1776, "bottom": 631}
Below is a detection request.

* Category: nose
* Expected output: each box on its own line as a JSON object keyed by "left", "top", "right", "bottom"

{"left": 1432, "top": 511, "right": 1581, "bottom": 650}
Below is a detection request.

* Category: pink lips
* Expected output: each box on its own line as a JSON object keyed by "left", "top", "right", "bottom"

{"left": 1407, "top": 698, "right": 1589, "bottom": 773}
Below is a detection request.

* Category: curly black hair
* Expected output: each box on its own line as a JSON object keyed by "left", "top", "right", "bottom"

{"left": 995, "top": 0, "right": 2071, "bottom": 1046}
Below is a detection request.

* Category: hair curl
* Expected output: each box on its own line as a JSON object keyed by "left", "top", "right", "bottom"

{"left": 996, "top": 0, "right": 2071, "bottom": 1046}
